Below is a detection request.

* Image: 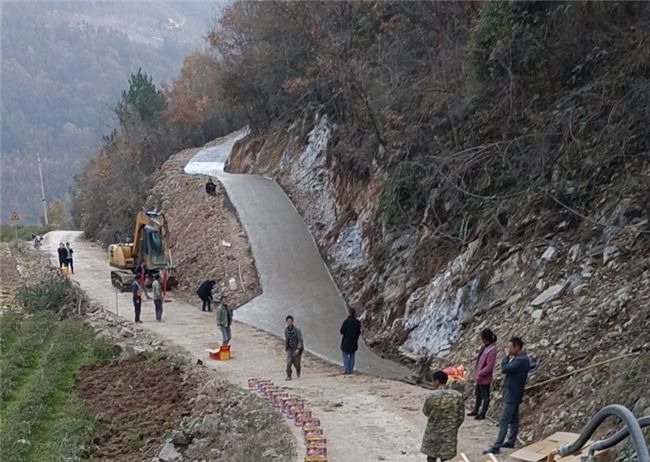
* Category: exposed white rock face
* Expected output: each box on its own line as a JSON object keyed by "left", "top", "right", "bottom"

{"left": 331, "top": 220, "right": 365, "bottom": 268}
{"left": 281, "top": 115, "right": 338, "bottom": 241}
{"left": 277, "top": 114, "right": 370, "bottom": 270}
{"left": 531, "top": 281, "right": 568, "bottom": 306}
{"left": 400, "top": 240, "right": 482, "bottom": 358}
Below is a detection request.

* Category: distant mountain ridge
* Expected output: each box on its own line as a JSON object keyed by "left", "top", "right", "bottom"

{"left": 0, "top": 1, "right": 218, "bottom": 224}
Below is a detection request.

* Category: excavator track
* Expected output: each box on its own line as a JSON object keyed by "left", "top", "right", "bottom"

{"left": 111, "top": 270, "right": 134, "bottom": 292}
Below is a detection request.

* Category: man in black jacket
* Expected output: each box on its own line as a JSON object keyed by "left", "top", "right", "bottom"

{"left": 340, "top": 308, "right": 362, "bottom": 374}
{"left": 197, "top": 280, "right": 216, "bottom": 312}
{"left": 484, "top": 336, "right": 530, "bottom": 455}
{"left": 57, "top": 242, "right": 67, "bottom": 268}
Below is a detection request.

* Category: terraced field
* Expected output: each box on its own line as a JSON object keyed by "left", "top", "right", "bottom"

{"left": 0, "top": 310, "right": 117, "bottom": 462}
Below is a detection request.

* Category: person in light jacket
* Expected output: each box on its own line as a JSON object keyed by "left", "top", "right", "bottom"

{"left": 152, "top": 274, "right": 163, "bottom": 321}
{"left": 468, "top": 328, "right": 497, "bottom": 420}
{"left": 284, "top": 315, "right": 304, "bottom": 380}
{"left": 216, "top": 294, "right": 233, "bottom": 345}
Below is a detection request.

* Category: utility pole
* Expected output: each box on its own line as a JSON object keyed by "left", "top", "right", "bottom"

{"left": 36, "top": 152, "right": 48, "bottom": 225}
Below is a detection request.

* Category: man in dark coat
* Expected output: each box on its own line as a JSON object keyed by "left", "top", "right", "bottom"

{"left": 205, "top": 178, "right": 216, "bottom": 196}
{"left": 197, "top": 280, "right": 216, "bottom": 312}
{"left": 131, "top": 278, "right": 143, "bottom": 323}
{"left": 340, "top": 308, "right": 362, "bottom": 374}
{"left": 57, "top": 242, "right": 67, "bottom": 268}
{"left": 484, "top": 336, "right": 530, "bottom": 454}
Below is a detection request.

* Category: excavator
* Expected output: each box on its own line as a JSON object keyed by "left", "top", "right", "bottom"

{"left": 108, "top": 210, "right": 178, "bottom": 292}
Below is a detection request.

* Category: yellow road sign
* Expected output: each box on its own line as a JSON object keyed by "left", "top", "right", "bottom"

{"left": 11, "top": 211, "right": 19, "bottom": 221}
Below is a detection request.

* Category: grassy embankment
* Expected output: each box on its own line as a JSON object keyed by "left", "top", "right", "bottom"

{"left": 0, "top": 225, "right": 54, "bottom": 242}
{"left": 0, "top": 276, "right": 118, "bottom": 462}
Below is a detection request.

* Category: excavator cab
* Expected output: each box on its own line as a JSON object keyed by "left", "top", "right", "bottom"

{"left": 140, "top": 225, "right": 166, "bottom": 268}
{"left": 108, "top": 210, "right": 178, "bottom": 291}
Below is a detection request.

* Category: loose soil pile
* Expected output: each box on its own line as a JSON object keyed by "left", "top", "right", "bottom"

{"left": 150, "top": 148, "right": 261, "bottom": 309}
{"left": 75, "top": 355, "right": 195, "bottom": 461}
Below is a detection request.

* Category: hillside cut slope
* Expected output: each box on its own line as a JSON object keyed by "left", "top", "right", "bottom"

{"left": 224, "top": 2, "right": 650, "bottom": 444}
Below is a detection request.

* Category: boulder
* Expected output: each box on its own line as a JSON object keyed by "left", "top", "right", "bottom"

{"left": 541, "top": 246, "right": 557, "bottom": 262}
{"left": 198, "top": 414, "right": 220, "bottom": 436}
{"left": 184, "top": 438, "right": 210, "bottom": 460}
{"left": 568, "top": 244, "right": 581, "bottom": 262}
{"left": 531, "top": 309, "right": 544, "bottom": 321}
{"left": 572, "top": 284, "right": 588, "bottom": 296}
{"left": 158, "top": 442, "right": 181, "bottom": 462}
{"left": 531, "top": 282, "right": 568, "bottom": 307}
{"left": 603, "top": 245, "right": 620, "bottom": 265}
{"left": 119, "top": 327, "right": 135, "bottom": 338}
{"left": 170, "top": 430, "right": 191, "bottom": 446}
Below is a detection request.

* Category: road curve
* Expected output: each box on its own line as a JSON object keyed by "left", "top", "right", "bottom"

{"left": 184, "top": 131, "right": 410, "bottom": 378}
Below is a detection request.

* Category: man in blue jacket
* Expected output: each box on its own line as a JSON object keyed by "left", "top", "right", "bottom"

{"left": 484, "top": 336, "right": 530, "bottom": 455}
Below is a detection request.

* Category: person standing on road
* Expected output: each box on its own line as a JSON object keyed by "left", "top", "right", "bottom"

{"left": 152, "top": 274, "right": 163, "bottom": 321}
{"left": 216, "top": 294, "right": 232, "bottom": 345}
{"left": 65, "top": 242, "right": 74, "bottom": 274}
{"left": 484, "top": 337, "right": 530, "bottom": 455}
{"left": 468, "top": 328, "right": 498, "bottom": 420}
{"left": 340, "top": 308, "right": 361, "bottom": 374}
{"left": 57, "top": 242, "right": 67, "bottom": 268}
{"left": 284, "top": 315, "right": 304, "bottom": 381}
{"left": 134, "top": 262, "right": 150, "bottom": 299}
{"left": 132, "top": 278, "right": 144, "bottom": 323}
{"left": 197, "top": 279, "right": 216, "bottom": 312}
{"left": 421, "top": 370, "right": 465, "bottom": 462}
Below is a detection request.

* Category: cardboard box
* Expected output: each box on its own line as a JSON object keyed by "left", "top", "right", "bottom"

{"left": 511, "top": 432, "right": 601, "bottom": 462}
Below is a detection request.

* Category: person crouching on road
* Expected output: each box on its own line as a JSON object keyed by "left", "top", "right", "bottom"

{"left": 197, "top": 279, "right": 216, "bottom": 312}
{"left": 468, "top": 328, "right": 498, "bottom": 420}
{"left": 152, "top": 274, "right": 163, "bottom": 321}
{"left": 216, "top": 294, "right": 232, "bottom": 345}
{"left": 421, "top": 370, "right": 465, "bottom": 462}
{"left": 284, "top": 315, "right": 303, "bottom": 381}
{"left": 340, "top": 308, "right": 361, "bottom": 374}
{"left": 483, "top": 336, "right": 530, "bottom": 455}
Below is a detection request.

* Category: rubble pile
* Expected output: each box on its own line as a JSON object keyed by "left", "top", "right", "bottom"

{"left": 150, "top": 148, "right": 260, "bottom": 308}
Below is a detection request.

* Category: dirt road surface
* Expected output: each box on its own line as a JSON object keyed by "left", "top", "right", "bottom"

{"left": 43, "top": 231, "right": 504, "bottom": 461}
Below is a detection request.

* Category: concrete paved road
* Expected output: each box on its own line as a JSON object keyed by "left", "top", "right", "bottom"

{"left": 185, "top": 131, "right": 410, "bottom": 378}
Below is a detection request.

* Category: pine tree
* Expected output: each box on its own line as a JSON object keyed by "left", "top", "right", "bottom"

{"left": 115, "top": 69, "right": 167, "bottom": 126}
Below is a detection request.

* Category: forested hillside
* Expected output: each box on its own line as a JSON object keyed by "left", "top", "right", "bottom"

{"left": 0, "top": 1, "right": 217, "bottom": 224}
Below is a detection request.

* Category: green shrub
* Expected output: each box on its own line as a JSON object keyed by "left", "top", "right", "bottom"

{"left": 469, "top": 1, "right": 542, "bottom": 82}
{"left": 378, "top": 165, "right": 426, "bottom": 229}
{"left": 15, "top": 274, "right": 80, "bottom": 314}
